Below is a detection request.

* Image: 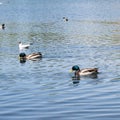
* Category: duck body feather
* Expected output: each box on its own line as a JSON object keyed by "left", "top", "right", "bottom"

{"left": 27, "top": 52, "right": 42, "bottom": 60}
{"left": 79, "top": 68, "right": 98, "bottom": 76}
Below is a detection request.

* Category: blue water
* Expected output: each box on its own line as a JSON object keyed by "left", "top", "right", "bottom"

{"left": 0, "top": 0, "right": 120, "bottom": 120}
{"left": 1, "top": 0, "right": 120, "bottom": 23}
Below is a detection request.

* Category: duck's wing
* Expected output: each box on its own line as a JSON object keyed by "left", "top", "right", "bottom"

{"left": 22, "top": 44, "right": 30, "bottom": 48}
{"left": 81, "top": 68, "right": 98, "bottom": 73}
{"left": 27, "top": 53, "right": 42, "bottom": 59}
{"left": 19, "top": 44, "right": 30, "bottom": 49}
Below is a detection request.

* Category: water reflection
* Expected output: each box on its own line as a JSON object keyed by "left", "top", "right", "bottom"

{"left": 72, "top": 79, "right": 80, "bottom": 84}
{"left": 72, "top": 74, "right": 98, "bottom": 84}
{"left": 19, "top": 58, "right": 42, "bottom": 63}
{"left": 71, "top": 73, "right": 98, "bottom": 79}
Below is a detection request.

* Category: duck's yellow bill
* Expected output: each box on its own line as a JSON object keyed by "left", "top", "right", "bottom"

{"left": 69, "top": 69, "right": 73, "bottom": 73}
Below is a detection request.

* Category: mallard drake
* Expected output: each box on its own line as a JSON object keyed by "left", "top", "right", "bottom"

{"left": 71, "top": 65, "right": 98, "bottom": 78}
{"left": 19, "top": 52, "right": 42, "bottom": 62}
{"left": 19, "top": 42, "right": 32, "bottom": 50}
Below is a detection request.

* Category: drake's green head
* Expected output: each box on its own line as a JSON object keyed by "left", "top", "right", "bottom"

{"left": 72, "top": 65, "right": 80, "bottom": 71}
{"left": 19, "top": 53, "right": 26, "bottom": 63}
{"left": 19, "top": 53, "right": 26, "bottom": 58}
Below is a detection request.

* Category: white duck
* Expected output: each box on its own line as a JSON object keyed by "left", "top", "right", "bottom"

{"left": 19, "top": 42, "right": 32, "bottom": 50}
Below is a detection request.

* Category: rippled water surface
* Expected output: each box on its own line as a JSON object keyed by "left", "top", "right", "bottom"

{"left": 0, "top": 0, "right": 120, "bottom": 120}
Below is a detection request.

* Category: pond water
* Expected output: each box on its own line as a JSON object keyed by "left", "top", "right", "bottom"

{"left": 0, "top": 0, "right": 120, "bottom": 120}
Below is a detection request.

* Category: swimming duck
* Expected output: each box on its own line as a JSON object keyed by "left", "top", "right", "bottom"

{"left": 63, "top": 17, "right": 68, "bottom": 22}
{"left": 19, "top": 42, "right": 32, "bottom": 50}
{"left": 0, "top": 24, "right": 5, "bottom": 29}
{"left": 19, "top": 52, "right": 42, "bottom": 62}
{"left": 71, "top": 65, "right": 98, "bottom": 78}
